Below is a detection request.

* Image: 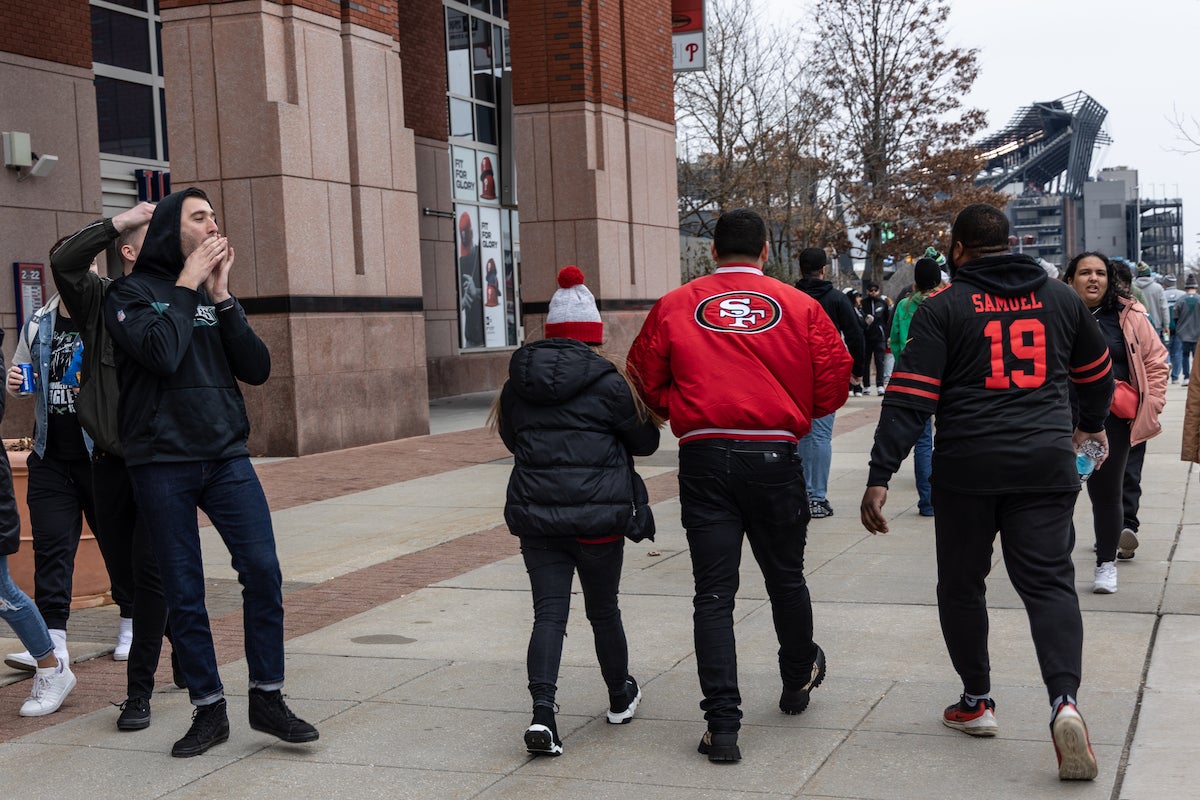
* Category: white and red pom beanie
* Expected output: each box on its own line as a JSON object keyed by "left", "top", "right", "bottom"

{"left": 545, "top": 265, "right": 603, "bottom": 344}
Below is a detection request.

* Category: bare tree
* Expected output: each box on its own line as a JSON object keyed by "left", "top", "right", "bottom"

{"left": 675, "top": 0, "right": 841, "bottom": 277}
{"left": 1168, "top": 104, "right": 1200, "bottom": 155}
{"left": 811, "top": 0, "right": 1007, "bottom": 282}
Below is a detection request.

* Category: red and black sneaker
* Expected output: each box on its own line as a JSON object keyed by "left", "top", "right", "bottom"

{"left": 942, "top": 694, "right": 998, "bottom": 737}
{"left": 1051, "top": 701, "right": 1098, "bottom": 780}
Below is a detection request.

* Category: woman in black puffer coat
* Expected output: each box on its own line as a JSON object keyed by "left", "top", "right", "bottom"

{"left": 494, "top": 267, "right": 660, "bottom": 757}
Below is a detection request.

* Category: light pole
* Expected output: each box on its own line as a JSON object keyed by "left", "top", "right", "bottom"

{"left": 1134, "top": 185, "right": 1142, "bottom": 262}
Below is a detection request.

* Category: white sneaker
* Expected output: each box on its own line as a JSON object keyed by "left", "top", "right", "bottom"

{"left": 4, "top": 651, "right": 36, "bottom": 672}
{"left": 1184, "top": 378, "right": 1191, "bottom": 387}
{"left": 19, "top": 661, "right": 77, "bottom": 717}
{"left": 876, "top": 386, "right": 886, "bottom": 396}
{"left": 114, "top": 617, "right": 133, "bottom": 661}
{"left": 1093, "top": 561, "right": 1118, "bottom": 594}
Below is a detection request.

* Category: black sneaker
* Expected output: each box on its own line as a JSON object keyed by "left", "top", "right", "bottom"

{"left": 248, "top": 688, "right": 319, "bottom": 743}
{"left": 808, "top": 500, "right": 833, "bottom": 519}
{"left": 171, "top": 699, "right": 230, "bottom": 757}
{"left": 780, "top": 645, "right": 826, "bottom": 714}
{"left": 525, "top": 705, "right": 563, "bottom": 756}
{"left": 606, "top": 676, "right": 642, "bottom": 724}
{"left": 116, "top": 696, "right": 151, "bottom": 731}
{"left": 697, "top": 729, "right": 741, "bottom": 762}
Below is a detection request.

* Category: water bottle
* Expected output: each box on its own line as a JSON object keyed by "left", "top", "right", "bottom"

{"left": 1076, "top": 440, "right": 1106, "bottom": 481}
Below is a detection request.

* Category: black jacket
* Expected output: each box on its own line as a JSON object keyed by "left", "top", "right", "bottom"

{"left": 0, "top": 330, "right": 20, "bottom": 556}
{"left": 796, "top": 277, "right": 865, "bottom": 378}
{"left": 49, "top": 218, "right": 124, "bottom": 455}
{"left": 869, "top": 253, "right": 1113, "bottom": 493}
{"left": 499, "top": 338, "right": 659, "bottom": 540}
{"left": 102, "top": 188, "right": 270, "bottom": 466}
{"left": 863, "top": 294, "right": 891, "bottom": 343}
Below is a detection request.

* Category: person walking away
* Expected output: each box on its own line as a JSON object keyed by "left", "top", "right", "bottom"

{"left": 50, "top": 202, "right": 180, "bottom": 731}
{"left": 628, "top": 208, "right": 852, "bottom": 762}
{"left": 1174, "top": 274, "right": 1200, "bottom": 387}
{"left": 860, "top": 203, "right": 1112, "bottom": 781}
{"left": 103, "top": 188, "right": 317, "bottom": 757}
{"left": 863, "top": 282, "right": 891, "bottom": 394}
{"left": 1163, "top": 275, "right": 1185, "bottom": 384}
{"left": 1065, "top": 253, "right": 1167, "bottom": 587}
{"left": 3, "top": 257, "right": 115, "bottom": 673}
{"left": 494, "top": 266, "right": 660, "bottom": 756}
{"left": 844, "top": 288, "right": 868, "bottom": 395}
{"left": 0, "top": 331, "right": 76, "bottom": 717}
{"left": 887, "top": 257, "right": 945, "bottom": 517}
{"left": 796, "top": 247, "right": 865, "bottom": 518}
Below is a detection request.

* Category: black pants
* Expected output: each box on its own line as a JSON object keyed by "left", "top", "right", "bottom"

{"left": 1123, "top": 440, "right": 1146, "bottom": 533}
{"left": 92, "top": 450, "right": 170, "bottom": 700}
{"left": 27, "top": 451, "right": 100, "bottom": 629}
{"left": 865, "top": 338, "right": 888, "bottom": 388}
{"left": 933, "top": 487, "right": 1082, "bottom": 704}
{"left": 679, "top": 440, "right": 817, "bottom": 733}
{"left": 521, "top": 537, "right": 629, "bottom": 709}
{"left": 1083, "top": 415, "right": 1131, "bottom": 564}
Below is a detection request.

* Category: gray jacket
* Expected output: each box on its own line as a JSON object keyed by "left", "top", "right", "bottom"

{"left": 1134, "top": 276, "right": 1168, "bottom": 332}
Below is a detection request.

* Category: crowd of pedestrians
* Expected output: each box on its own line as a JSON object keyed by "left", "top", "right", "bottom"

{"left": 3, "top": 195, "right": 1195, "bottom": 786}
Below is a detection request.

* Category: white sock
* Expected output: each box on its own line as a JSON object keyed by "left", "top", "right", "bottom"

{"left": 48, "top": 628, "right": 68, "bottom": 656}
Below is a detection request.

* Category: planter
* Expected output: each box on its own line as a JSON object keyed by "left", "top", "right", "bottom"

{"left": 6, "top": 446, "right": 112, "bottom": 609}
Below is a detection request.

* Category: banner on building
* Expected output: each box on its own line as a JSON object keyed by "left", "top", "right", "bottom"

{"left": 13, "top": 262, "right": 45, "bottom": 329}
{"left": 672, "top": 0, "right": 705, "bottom": 71}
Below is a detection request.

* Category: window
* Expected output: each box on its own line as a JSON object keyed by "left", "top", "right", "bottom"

{"left": 91, "top": 0, "right": 167, "bottom": 163}
{"left": 446, "top": 1, "right": 517, "bottom": 350}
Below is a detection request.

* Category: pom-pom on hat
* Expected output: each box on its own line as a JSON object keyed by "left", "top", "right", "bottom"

{"left": 545, "top": 265, "right": 603, "bottom": 344}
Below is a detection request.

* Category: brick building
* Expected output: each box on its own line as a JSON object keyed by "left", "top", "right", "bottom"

{"left": 0, "top": 0, "right": 678, "bottom": 454}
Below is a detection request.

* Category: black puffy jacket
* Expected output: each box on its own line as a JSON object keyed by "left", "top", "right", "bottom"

{"left": 499, "top": 338, "right": 659, "bottom": 540}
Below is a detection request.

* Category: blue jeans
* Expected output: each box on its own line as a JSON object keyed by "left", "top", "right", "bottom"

{"left": 1169, "top": 335, "right": 1183, "bottom": 381}
{"left": 129, "top": 457, "right": 284, "bottom": 704}
{"left": 0, "top": 555, "right": 54, "bottom": 660}
{"left": 521, "top": 537, "right": 629, "bottom": 708}
{"left": 914, "top": 420, "right": 933, "bottom": 515}
{"left": 678, "top": 440, "right": 817, "bottom": 732}
{"left": 1182, "top": 340, "right": 1196, "bottom": 381}
{"left": 798, "top": 413, "right": 835, "bottom": 503}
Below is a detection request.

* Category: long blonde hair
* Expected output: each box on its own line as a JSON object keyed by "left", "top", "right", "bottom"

{"left": 487, "top": 345, "right": 664, "bottom": 432}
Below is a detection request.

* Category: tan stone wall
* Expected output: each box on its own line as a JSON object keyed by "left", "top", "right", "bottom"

{"left": 160, "top": 1, "right": 427, "bottom": 454}
{"left": 0, "top": 51, "right": 104, "bottom": 439}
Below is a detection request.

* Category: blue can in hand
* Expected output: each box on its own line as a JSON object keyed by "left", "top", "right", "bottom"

{"left": 17, "top": 363, "right": 34, "bottom": 394}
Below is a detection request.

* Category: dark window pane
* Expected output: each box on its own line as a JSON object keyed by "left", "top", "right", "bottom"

{"left": 92, "top": 7, "right": 152, "bottom": 72}
{"left": 492, "top": 26, "right": 504, "bottom": 72}
{"left": 155, "top": 21, "right": 163, "bottom": 75}
{"left": 471, "top": 18, "right": 494, "bottom": 102}
{"left": 475, "top": 105, "right": 496, "bottom": 145}
{"left": 159, "top": 88, "right": 169, "bottom": 161}
{"left": 469, "top": 0, "right": 489, "bottom": 12}
{"left": 95, "top": 76, "right": 155, "bottom": 158}
{"left": 105, "top": 0, "right": 150, "bottom": 10}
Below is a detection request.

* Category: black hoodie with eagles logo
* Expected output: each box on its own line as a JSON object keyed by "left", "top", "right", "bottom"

{"left": 102, "top": 188, "right": 270, "bottom": 465}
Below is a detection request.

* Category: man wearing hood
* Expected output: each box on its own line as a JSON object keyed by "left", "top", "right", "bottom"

{"left": 103, "top": 188, "right": 317, "bottom": 757}
{"left": 795, "top": 247, "right": 863, "bottom": 518}
{"left": 1133, "top": 262, "right": 1169, "bottom": 341}
{"left": 859, "top": 203, "right": 1112, "bottom": 781}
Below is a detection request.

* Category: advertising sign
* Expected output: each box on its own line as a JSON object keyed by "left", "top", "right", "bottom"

{"left": 13, "top": 262, "right": 45, "bottom": 329}
{"left": 672, "top": 0, "right": 705, "bottom": 71}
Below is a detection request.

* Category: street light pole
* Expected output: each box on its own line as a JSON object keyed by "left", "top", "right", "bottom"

{"left": 1135, "top": 184, "right": 1142, "bottom": 262}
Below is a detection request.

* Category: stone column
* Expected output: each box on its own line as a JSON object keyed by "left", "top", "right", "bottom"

{"left": 160, "top": 0, "right": 426, "bottom": 455}
{"left": 509, "top": 0, "right": 679, "bottom": 355}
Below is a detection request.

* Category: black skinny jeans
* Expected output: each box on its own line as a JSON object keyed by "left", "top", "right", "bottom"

{"left": 26, "top": 451, "right": 100, "bottom": 629}
{"left": 92, "top": 450, "right": 171, "bottom": 700}
{"left": 933, "top": 487, "right": 1082, "bottom": 704}
{"left": 1083, "top": 415, "right": 1132, "bottom": 564}
{"left": 678, "top": 440, "right": 818, "bottom": 733}
{"left": 521, "top": 537, "right": 629, "bottom": 709}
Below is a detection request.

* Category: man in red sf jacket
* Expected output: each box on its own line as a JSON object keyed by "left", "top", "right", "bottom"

{"left": 627, "top": 208, "right": 852, "bottom": 763}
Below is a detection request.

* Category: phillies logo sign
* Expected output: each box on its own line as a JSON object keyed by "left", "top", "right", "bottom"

{"left": 694, "top": 292, "right": 782, "bottom": 333}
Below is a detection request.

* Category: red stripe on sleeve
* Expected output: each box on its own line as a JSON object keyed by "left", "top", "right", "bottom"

{"left": 890, "top": 371, "right": 941, "bottom": 387}
{"left": 887, "top": 385, "right": 940, "bottom": 401}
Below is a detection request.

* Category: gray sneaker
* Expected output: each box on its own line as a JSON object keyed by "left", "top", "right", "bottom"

{"left": 808, "top": 500, "right": 834, "bottom": 519}
{"left": 1117, "top": 528, "right": 1139, "bottom": 560}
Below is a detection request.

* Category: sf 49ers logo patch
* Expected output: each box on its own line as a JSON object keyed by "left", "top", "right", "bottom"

{"left": 694, "top": 291, "right": 782, "bottom": 333}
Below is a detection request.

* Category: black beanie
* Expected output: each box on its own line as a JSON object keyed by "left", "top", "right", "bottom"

{"left": 798, "top": 247, "right": 829, "bottom": 276}
{"left": 914, "top": 258, "right": 941, "bottom": 292}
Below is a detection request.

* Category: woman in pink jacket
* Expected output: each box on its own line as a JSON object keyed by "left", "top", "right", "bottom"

{"left": 1065, "top": 252, "right": 1168, "bottom": 594}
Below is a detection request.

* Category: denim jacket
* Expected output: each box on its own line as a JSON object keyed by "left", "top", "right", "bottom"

{"left": 8, "top": 295, "right": 93, "bottom": 458}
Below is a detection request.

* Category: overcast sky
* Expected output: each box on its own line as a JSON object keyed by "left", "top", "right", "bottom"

{"left": 753, "top": 0, "right": 1200, "bottom": 263}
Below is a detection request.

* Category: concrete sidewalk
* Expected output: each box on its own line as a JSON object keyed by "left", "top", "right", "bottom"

{"left": 1, "top": 388, "right": 1197, "bottom": 799}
